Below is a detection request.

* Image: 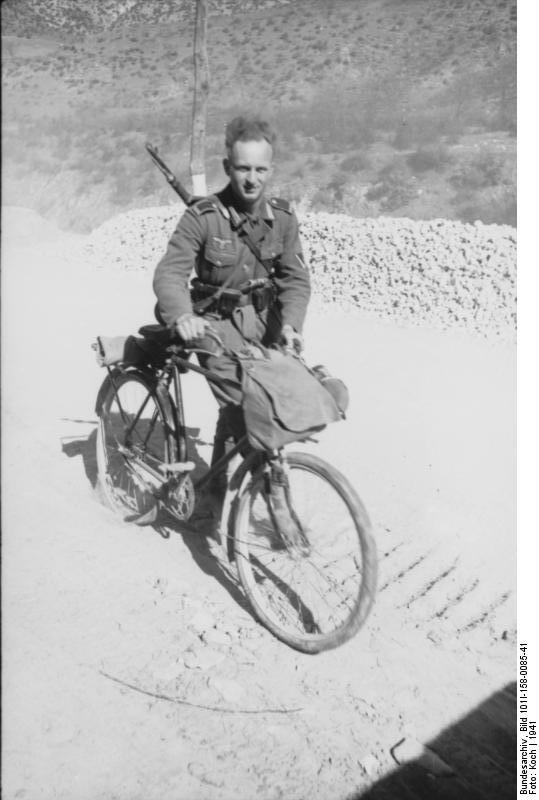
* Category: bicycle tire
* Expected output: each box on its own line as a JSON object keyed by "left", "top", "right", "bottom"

{"left": 96, "top": 370, "right": 177, "bottom": 517}
{"left": 233, "top": 451, "right": 377, "bottom": 653}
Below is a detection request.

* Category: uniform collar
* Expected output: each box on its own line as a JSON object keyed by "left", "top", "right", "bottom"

{"left": 219, "top": 185, "right": 274, "bottom": 226}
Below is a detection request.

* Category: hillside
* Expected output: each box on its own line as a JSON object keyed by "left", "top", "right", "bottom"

{"left": 2, "top": 0, "right": 516, "bottom": 232}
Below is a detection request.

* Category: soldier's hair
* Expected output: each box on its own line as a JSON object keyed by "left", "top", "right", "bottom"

{"left": 225, "top": 115, "right": 276, "bottom": 154}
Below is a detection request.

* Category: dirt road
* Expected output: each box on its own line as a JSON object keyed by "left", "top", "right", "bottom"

{"left": 2, "top": 216, "right": 516, "bottom": 799}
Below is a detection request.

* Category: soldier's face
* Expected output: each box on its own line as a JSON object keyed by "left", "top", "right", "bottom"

{"left": 224, "top": 139, "right": 273, "bottom": 209}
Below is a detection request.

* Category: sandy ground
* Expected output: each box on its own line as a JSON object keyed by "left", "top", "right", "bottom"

{"left": 2, "top": 217, "right": 515, "bottom": 799}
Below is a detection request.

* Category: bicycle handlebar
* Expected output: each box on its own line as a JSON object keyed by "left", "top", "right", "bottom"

{"left": 171, "top": 326, "right": 225, "bottom": 357}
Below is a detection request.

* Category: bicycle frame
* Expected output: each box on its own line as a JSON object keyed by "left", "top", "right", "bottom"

{"left": 168, "top": 349, "right": 256, "bottom": 491}
{"left": 102, "top": 347, "right": 256, "bottom": 494}
{"left": 96, "top": 337, "right": 377, "bottom": 652}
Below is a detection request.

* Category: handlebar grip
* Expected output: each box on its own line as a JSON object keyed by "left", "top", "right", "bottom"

{"left": 176, "top": 326, "right": 225, "bottom": 357}
{"left": 201, "top": 327, "right": 225, "bottom": 351}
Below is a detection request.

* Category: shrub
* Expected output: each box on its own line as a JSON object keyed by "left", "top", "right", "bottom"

{"left": 326, "top": 173, "right": 347, "bottom": 201}
{"left": 339, "top": 152, "right": 370, "bottom": 172}
{"left": 456, "top": 186, "right": 516, "bottom": 226}
{"left": 366, "top": 165, "right": 417, "bottom": 211}
{"left": 450, "top": 151, "right": 508, "bottom": 190}
{"left": 407, "top": 144, "right": 452, "bottom": 173}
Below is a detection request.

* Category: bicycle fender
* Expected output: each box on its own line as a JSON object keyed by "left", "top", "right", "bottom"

{"left": 94, "top": 367, "right": 176, "bottom": 434}
{"left": 94, "top": 367, "right": 124, "bottom": 416}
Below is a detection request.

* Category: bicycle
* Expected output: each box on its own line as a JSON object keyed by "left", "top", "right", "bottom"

{"left": 94, "top": 324, "right": 377, "bottom": 654}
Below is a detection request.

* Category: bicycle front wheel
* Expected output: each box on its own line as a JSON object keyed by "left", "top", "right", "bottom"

{"left": 96, "top": 370, "right": 176, "bottom": 517}
{"left": 233, "top": 451, "right": 377, "bottom": 653}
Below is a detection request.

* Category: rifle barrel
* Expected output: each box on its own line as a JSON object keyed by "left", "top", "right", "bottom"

{"left": 145, "top": 142, "right": 194, "bottom": 206}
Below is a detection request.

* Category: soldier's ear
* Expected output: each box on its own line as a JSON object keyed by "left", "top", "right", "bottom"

{"left": 223, "top": 157, "right": 230, "bottom": 176}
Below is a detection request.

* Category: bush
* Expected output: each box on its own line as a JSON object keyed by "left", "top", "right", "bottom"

{"left": 456, "top": 186, "right": 516, "bottom": 226}
{"left": 450, "top": 151, "right": 508, "bottom": 190}
{"left": 339, "top": 152, "right": 370, "bottom": 172}
{"left": 366, "top": 165, "right": 417, "bottom": 211}
{"left": 407, "top": 144, "right": 452, "bottom": 173}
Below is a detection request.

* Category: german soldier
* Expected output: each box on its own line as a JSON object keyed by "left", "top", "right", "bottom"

{"left": 153, "top": 115, "right": 311, "bottom": 528}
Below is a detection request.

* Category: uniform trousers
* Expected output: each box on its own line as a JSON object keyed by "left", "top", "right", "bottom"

{"left": 197, "top": 303, "right": 281, "bottom": 492}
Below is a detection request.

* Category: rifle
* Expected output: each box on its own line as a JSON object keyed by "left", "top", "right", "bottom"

{"left": 145, "top": 142, "right": 201, "bottom": 206}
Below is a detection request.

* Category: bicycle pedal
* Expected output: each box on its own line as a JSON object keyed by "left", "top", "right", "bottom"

{"left": 126, "top": 503, "right": 159, "bottom": 526}
{"left": 159, "top": 461, "right": 195, "bottom": 473}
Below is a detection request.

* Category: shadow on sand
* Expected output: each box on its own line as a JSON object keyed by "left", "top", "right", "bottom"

{"left": 354, "top": 682, "right": 516, "bottom": 800}
{"left": 61, "top": 426, "right": 253, "bottom": 617}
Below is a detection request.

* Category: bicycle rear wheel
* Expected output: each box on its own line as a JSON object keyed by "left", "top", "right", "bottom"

{"left": 96, "top": 370, "right": 176, "bottom": 517}
{"left": 233, "top": 452, "right": 377, "bottom": 653}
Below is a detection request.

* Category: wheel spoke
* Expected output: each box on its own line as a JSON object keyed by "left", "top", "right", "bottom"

{"left": 234, "top": 453, "right": 376, "bottom": 652}
{"left": 97, "top": 374, "right": 173, "bottom": 517}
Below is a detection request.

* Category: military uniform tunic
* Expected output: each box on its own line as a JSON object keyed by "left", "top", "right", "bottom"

{"left": 153, "top": 184, "right": 311, "bottom": 457}
{"left": 153, "top": 184, "right": 310, "bottom": 334}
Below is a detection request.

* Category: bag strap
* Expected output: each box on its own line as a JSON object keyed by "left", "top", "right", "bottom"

{"left": 238, "top": 227, "right": 275, "bottom": 277}
{"left": 193, "top": 201, "right": 276, "bottom": 315}
{"left": 226, "top": 204, "right": 275, "bottom": 277}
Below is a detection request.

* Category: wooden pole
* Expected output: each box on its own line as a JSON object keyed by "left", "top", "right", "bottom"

{"left": 190, "top": 0, "right": 209, "bottom": 197}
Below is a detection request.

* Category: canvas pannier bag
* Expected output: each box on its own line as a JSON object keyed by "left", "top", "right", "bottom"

{"left": 238, "top": 347, "right": 346, "bottom": 451}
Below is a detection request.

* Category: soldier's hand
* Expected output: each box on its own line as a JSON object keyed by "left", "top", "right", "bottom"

{"left": 281, "top": 324, "right": 304, "bottom": 354}
{"left": 175, "top": 312, "right": 207, "bottom": 343}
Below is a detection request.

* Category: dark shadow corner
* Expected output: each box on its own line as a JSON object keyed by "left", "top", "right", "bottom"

{"left": 352, "top": 682, "right": 516, "bottom": 800}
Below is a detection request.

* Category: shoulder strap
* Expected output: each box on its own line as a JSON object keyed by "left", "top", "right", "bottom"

{"left": 269, "top": 197, "right": 292, "bottom": 214}
{"left": 191, "top": 197, "right": 218, "bottom": 215}
{"left": 191, "top": 196, "right": 231, "bottom": 219}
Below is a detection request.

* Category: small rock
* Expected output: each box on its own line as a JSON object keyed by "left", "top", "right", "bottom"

{"left": 358, "top": 752, "right": 380, "bottom": 778}
{"left": 182, "top": 646, "right": 226, "bottom": 671}
{"left": 188, "top": 609, "right": 215, "bottom": 634}
{"left": 202, "top": 628, "right": 231, "bottom": 647}
{"left": 219, "top": 619, "right": 241, "bottom": 636}
{"left": 238, "top": 624, "right": 265, "bottom": 639}
{"left": 187, "top": 761, "right": 224, "bottom": 788}
{"left": 391, "top": 737, "right": 454, "bottom": 776}
{"left": 232, "top": 646, "right": 258, "bottom": 665}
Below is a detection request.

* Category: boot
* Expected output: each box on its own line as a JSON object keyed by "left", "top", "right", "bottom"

{"left": 266, "top": 466, "right": 304, "bottom": 549}
{"left": 190, "top": 406, "right": 245, "bottom": 533}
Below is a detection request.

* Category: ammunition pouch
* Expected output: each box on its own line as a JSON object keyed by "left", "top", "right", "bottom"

{"left": 251, "top": 282, "right": 276, "bottom": 313}
{"left": 191, "top": 279, "right": 275, "bottom": 318}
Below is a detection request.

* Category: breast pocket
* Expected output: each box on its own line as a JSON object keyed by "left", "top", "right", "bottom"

{"left": 202, "top": 238, "right": 239, "bottom": 282}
